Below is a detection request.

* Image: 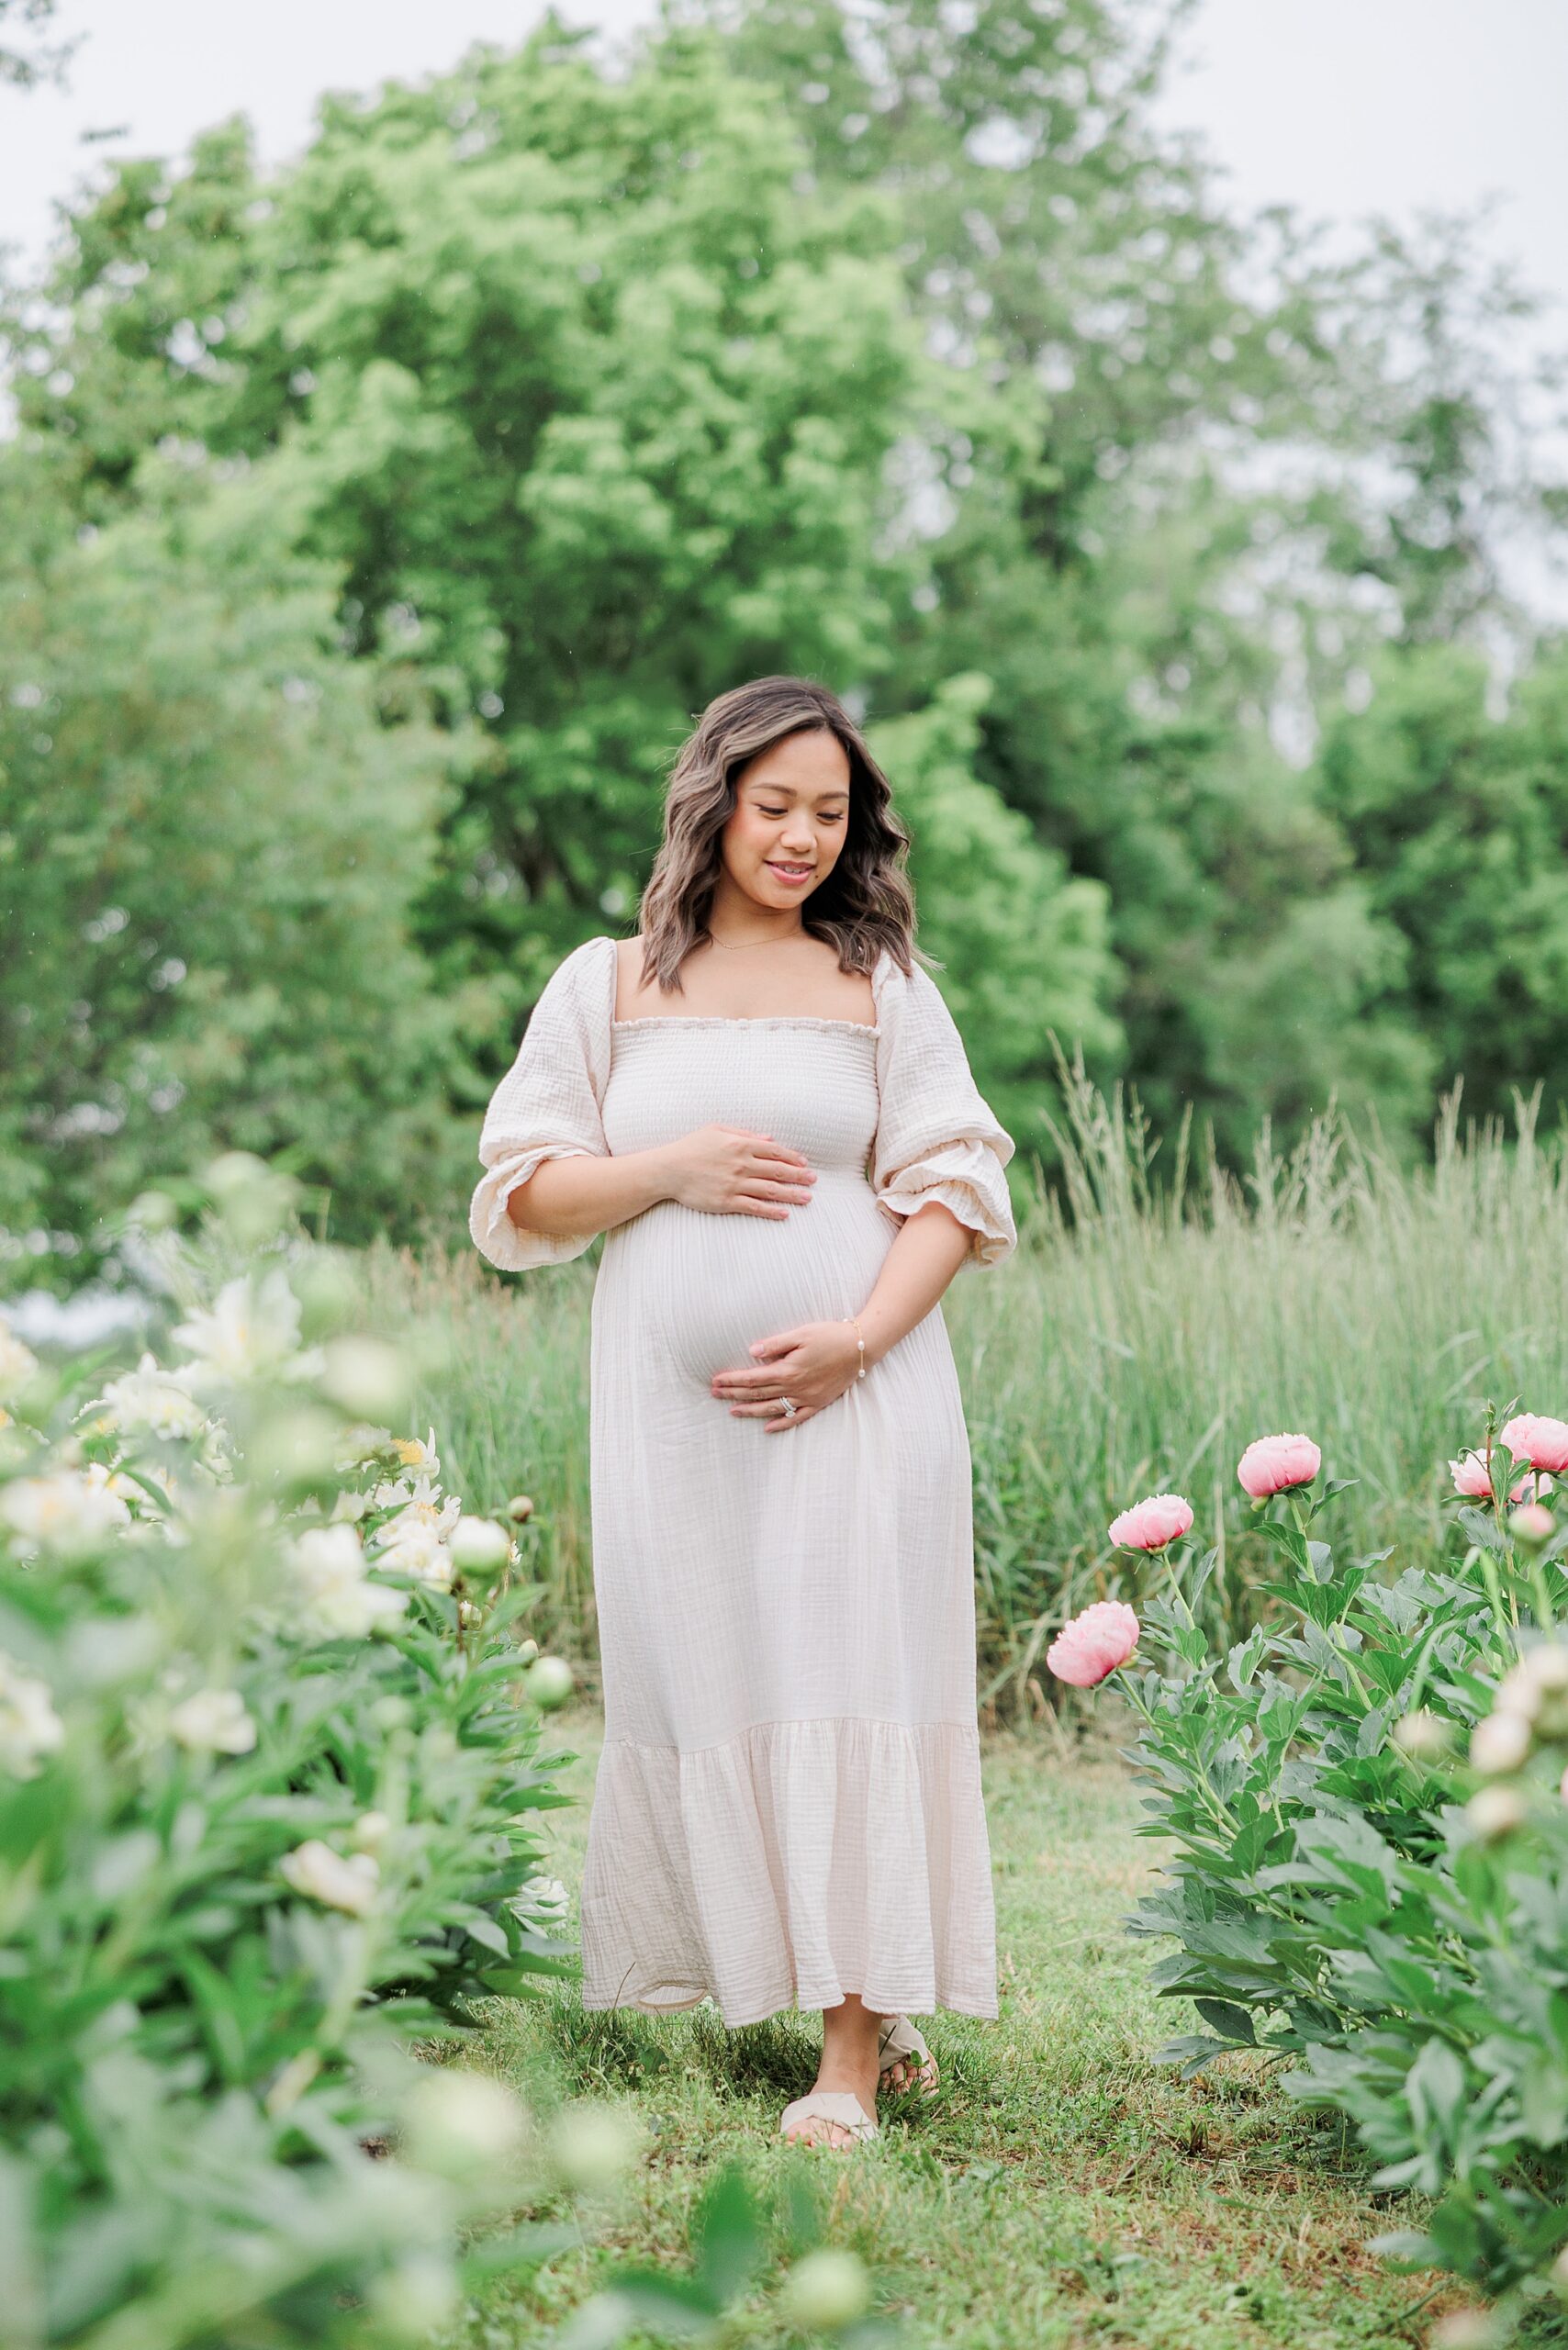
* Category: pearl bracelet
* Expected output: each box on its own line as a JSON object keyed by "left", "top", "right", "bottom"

{"left": 841, "top": 1314, "right": 868, "bottom": 1379}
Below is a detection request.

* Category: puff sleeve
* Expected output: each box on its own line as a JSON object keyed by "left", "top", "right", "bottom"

{"left": 468, "top": 935, "right": 615, "bottom": 1272}
{"left": 868, "top": 957, "right": 1018, "bottom": 1270}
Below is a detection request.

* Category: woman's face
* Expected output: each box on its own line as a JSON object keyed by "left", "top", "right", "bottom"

{"left": 719, "top": 728, "right": 853, "bottom": 913}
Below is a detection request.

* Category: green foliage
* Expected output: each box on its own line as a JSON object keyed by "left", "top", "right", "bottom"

{"left": 1318, "top": 639, "right": 1568, "bottom": 1132}
{"left": 1102, "top": 1442, "right": 1568, "bottom": 2323}
{"left": 0, "top": 1157, "right": 588, "bottom": 2344}
{"left": 2, "top": 0, "right": 1566, "bottom": 1252}
{"left": 0, "top": 475, "right": 471, "bottom": 1267}
{"left": 868, "top": 675, "right": 1121, "bottom": 1162}
{"left": 2, "top": 20, "right": 935, "bottom": 1007}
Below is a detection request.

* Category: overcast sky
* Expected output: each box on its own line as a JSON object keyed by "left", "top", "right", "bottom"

{"left": 3, "top": 0, "right": 1565, "bottom": 309}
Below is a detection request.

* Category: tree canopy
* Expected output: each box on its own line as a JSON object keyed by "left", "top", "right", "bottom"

{"left": 2, "top": 0, "right": 1563, "bottom": 1271}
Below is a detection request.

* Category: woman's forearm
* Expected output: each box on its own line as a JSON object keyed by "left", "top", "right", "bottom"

{"left": 856, "top": 1202, "right": 974, "bottom": 1364}
{"left": 505, "top": 1145, "right": 677, "bottom": 1241}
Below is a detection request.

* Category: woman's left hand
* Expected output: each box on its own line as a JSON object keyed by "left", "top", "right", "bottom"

{"left": 710, "top": 1320, "right": 863, "bottom": 1433}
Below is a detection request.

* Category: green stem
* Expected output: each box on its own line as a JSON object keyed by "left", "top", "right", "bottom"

{"left": 1115, "top": 1671, "right": 1238, "bottom": 1844}
{"left": 1161, "top": 1542, "right": 1196, "bottom": 1627}
{"left": 1288, "top": 1491, "right": 1373, "bottom": 1707}
{"left": 1527, "top": 1550, "right": 1557, "bottom": 1635}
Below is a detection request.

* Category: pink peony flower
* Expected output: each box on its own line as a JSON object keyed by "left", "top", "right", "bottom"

{"left": 1450, "top": 1449, "right": 1552, "bottom": 1504}
{"left": 1047, "top": 1600, "right": 1140, "bottom": 1688}
{"left": 1237, "top": 1433, "right": 1322, "bottom": 1500}
{"left": 1500, "top": 1415, "right": 1568, "bottom": 1476}
{"left": 1108, "top": 1493, "right": 1194, "bottom": 1552}
{"left": 1450, "top": 1450, "right": 1495, "bottom": 1499}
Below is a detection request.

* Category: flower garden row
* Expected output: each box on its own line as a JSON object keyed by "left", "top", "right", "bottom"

{"left": 0, "top": 1162, "right": 873, "bottom": 2350}
{"left": 1048, "top": 1413, "right": 1568, "bottom": 2343}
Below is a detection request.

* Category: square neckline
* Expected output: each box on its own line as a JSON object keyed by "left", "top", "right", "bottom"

{"left": 604, "top": 934, "right": 883, "bottom": 1038}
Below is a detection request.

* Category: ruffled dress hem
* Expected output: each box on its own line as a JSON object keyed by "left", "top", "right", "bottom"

{"left": 578, "top": 1715, "right": 999, "bottom": 2031}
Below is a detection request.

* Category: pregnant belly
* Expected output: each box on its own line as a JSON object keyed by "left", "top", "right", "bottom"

{"left": 596, "top": 1169, "right": 896, "bottom": 1385}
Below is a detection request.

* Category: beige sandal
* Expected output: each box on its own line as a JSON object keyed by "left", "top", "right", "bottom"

{"left": 778, "top": 2090, "right": 879, "bottom": 2149}
{"left": 877, "top": 2014, "right": 939, "bottom": 2098}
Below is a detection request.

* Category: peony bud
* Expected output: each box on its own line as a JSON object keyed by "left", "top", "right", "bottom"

{"left": 364, "top": 2258, "right": 460, "bottom": 2344}
{"left": 168, "top": 1687, "right": 256, "bottom": 1755}
{"left": 506, "top": 1493, "right": 535, "bottom": 1524}
{"left": 778, "top": 2250, "right": 872, "bottom": 2332}
{"left": 1470, "top": 1711, "right": 1531, "bottom": 1774}
{"left": 1393, "top": 1707, "right": 1450, "bottom": 1761}
{"left": 527, "top": 1655, "right": 574, "bottom": 1709}
{"left": 279, "top": 1840, "right": 379, "bottom": 1915}
{"left": 1431, "top": 2311, "right": 1504, "bottom": 2349}
{"left": 405, "top": 2071, "right": 529, "bottom": 2183}
{"left": 1511, "top": 1502, "right": 1557, "bottom": 1547}
{"left": 1466, "top": 1785, "right": 1528, "bottom": 1841}
{"left": 450, "top": 1516, "right": 513, "bottom": 1577}
{"left": 320, "top": 1337, "right": 410, "bottom": 1421}
{"left": 549, "top": 2103, "right": 644, "bottom": 2191}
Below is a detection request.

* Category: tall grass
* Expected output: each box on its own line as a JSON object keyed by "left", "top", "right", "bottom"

{"left": 368, "top": 1074, "right": 1568, "bottom": 1721}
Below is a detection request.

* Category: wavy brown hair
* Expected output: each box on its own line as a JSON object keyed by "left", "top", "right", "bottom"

{"left": 634, "top": 677, "right": 924, "bottom": 997}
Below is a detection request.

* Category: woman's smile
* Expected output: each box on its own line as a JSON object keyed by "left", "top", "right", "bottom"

{"left": 766, "top": 858, "right": 815, "bottom": 886}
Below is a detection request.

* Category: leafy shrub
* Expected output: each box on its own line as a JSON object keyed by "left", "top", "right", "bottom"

{"left": 1052, "top": 1415, "right": 1568, "bottom": 2333}
{"left": 0, "top": 1157, "right": 591, "bottom": 2347}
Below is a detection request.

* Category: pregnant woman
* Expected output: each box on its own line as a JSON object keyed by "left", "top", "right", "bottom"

{"left": 469, "top": 675, "right": 1017, "bottom": 2150}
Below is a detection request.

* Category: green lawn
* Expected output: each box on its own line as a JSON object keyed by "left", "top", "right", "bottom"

{"left": 464, "top": 1707, "right": 1463, "bottom": 2349}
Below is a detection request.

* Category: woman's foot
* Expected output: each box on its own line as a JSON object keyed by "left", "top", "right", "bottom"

{"left": 779, "top": 1993, "right": 883, "bottom": 2149}
{"left": 877, "top": 2014, "right": 939, "bottom": 2098}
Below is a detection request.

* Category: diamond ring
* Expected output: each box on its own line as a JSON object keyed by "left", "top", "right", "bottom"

{"left": 779, "top": 1395, "right": 799, "bottom": 1417}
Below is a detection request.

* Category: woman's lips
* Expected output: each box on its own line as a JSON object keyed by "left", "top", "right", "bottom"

{"left": 766, "top": 861, "right": 815, "bottom": 885}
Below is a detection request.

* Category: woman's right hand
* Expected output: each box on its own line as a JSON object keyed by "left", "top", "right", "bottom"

{"left": 661, "top": 1125, "right": 817, "bottom": 1220}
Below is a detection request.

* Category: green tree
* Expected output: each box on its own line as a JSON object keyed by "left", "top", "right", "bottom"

{"left": 712, "top": 0, "right": 1561, "bottom": 1148}
{"left": 1316, "top": 640, "right": 1568, "bottom": 1129}
{"left": 0, "top": 454, "right": 466, "bottom": 1271}
{"left": 870, "top": 672, "right": 1121, "bottom": 1161}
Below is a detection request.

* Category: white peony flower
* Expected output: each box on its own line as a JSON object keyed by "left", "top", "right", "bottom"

{"left": 0, "top": 1468, "right": 131, "bottom": 1554}
{"left": 169, "top": 1687, "right": 256, "bottom": 1754}
{"left": 84, "top": 1460, "right": 151, "bottom": 1513}
{"left": 0, "top": 1323, "right": 39, "bottom": 1403}
{"left": 170, "top": 1268, "right": 325, "bottom": 1393}
{"left": 0, "top": 1651, "right": 63, "bottom": 1778}
{"left": 510, "top": 1873, "right": 570, "bottom": 1932}
{"left": 279, "top": 1839, "right": 379, "bottom": 1915}
{"left": 371, "top": 1473, "right": 455, "bottom": 1527}
{"left": 329, "top": 1486, "right": 371, "bottom": 1523}
{"left": 373, "top": 1513, "right": 454, "bottom": 1591}
{"left": 390, "top": 1428, "right": 440, "bottom": 1478}
{"left": 333, "top": 1422, "right": 393, "bottom": 1473}
{"left": 291, "top": 1523, "right": 409, "bottom": 1639}
{"left": 95, "top": 1354, "right": 208, "bottom": 1441}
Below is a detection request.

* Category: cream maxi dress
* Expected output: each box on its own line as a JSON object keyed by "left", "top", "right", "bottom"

{"left": 469, "top": 934, "right": 1018, "bottom": 2027}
